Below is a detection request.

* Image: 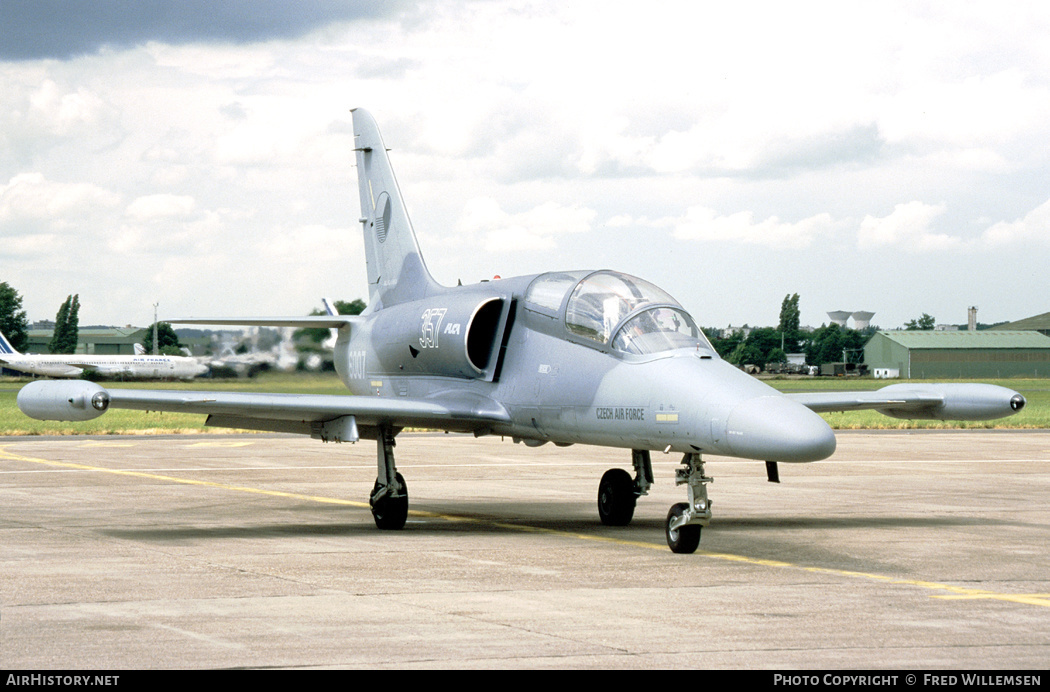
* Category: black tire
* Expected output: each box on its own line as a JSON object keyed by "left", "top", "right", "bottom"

{"left": 598, "top": 468, "right": 637, "bottom": 526}
{"left": 370, "top": 472, "right": 408, "bottom": 530}
{"left": 665, "top": 502, "right": 701, "bottom": 554}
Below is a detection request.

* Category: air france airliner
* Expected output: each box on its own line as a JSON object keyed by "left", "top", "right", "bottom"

{"left": 0, "top": 331, "right": 206, "bottom": 380}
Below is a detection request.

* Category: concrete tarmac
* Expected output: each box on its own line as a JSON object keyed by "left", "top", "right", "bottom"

{"left": 1, "top": 431, "right": 1048, "bottom": 669}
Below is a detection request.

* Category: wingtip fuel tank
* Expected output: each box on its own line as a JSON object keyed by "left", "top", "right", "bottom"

{"left": 876, "top": 383, "right": 1026, "bottom": 421}
{"left": 18, "top": 380, "right": 111, "bottom": 422}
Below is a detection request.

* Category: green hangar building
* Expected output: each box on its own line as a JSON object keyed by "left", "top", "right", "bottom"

{"left": 863, "top": 330, "right": 1050, "bottom": 379}
{"left": 25, "top": 326, "right": 150, "bottom": 355}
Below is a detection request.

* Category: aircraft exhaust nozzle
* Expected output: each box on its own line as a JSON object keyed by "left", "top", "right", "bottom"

{"left": 17, "top": 380, "right": 111, "bottom": 422}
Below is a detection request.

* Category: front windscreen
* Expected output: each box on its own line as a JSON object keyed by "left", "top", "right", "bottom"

{"left": 611, "top": 307, "right": 713, "bottom": 355}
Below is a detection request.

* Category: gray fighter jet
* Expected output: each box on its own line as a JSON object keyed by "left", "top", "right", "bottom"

{"left": 18, "top": 109, "right": 1027, "bottom": 553}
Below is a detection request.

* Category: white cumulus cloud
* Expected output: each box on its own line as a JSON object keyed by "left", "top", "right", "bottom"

{"left": 457, "top": 197, "right": 595, "bottom": 253}
{"left": 672, "top": 206, "right": 839, "bottom": 248}
{"left": 0, "top": 172, "right": 120, "bottom": 228}
{"left": 124, "top": 194, "right": 197, "bottom": 222}
{"left": 981, "top": 198, "right": 1050, "bottom": 247}
{"left": 857, "top": 201, "right": 963, "bottom": 251}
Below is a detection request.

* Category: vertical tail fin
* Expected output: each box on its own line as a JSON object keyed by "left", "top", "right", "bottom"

{"left": 0, "top": 330, "right": 20, "bottom": 356}
{"left": 352, "top": 109, "right": 441, "bottom": 310}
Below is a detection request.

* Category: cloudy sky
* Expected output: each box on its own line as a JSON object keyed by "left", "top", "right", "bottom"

{"left": 2, "top": 1, "right": 1049, "bottom": 332}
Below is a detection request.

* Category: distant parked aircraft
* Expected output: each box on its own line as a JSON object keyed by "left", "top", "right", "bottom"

{"left": 0, "top": 330, "right": 207, "bottom": 380}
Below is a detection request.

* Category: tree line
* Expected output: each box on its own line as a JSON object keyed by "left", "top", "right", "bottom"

{"left": 0, "top": 281, "right": 180, "bottom": 355}
{"left": 1, "top": 283, "right": 83, "bottom": 354}
{"left": 704, "top": 293, "right": 874, "bottom": 369}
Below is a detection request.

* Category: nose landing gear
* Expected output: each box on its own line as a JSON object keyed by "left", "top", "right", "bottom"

{"left": 665, "top": 453, "right": 712, "bottom": 554}
{"left": 597, "top": 449, "right": 712, "bottom": 553}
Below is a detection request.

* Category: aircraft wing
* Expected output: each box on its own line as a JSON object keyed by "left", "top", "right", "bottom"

{"left": 17, "top": 380, "right": 511, "bottom": 441}
{"left": 786, "top": 382, "right": 1025, "bottom": 421}
{"left": 63, "top": 362, "right": 98, "bottom": 371}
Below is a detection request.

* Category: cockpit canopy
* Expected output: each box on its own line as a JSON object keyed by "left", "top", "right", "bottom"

{"left": 525, "top": 270, "right": 716, "bottom": 356}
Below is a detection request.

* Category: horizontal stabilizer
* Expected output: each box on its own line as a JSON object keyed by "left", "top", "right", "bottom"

{"left": 171, "top": 316, "right": 361, "bottom": 330}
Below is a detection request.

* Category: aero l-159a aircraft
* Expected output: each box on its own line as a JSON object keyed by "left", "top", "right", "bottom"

{"left": 18, "top": 109, "right": 1026, "bottom": 553}
{"left": 1, "top": 331, "right": 206, "bottom": 380}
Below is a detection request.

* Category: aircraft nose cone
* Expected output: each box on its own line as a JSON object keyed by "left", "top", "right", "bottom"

{"left": 725, "top": 395, "right": 836, "bottom": 462}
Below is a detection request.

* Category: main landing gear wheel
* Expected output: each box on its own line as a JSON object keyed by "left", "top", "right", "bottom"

{"left": 370, "top": 472, "right": 408, "bottom": 530}
{"left": 665, "top": 502, "right": 701, "bottom": 554}
{"left": 598, "top": 468, "right": 637, "bottom": 526}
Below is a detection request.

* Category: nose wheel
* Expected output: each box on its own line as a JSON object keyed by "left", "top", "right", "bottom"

{"left": 665, "top": 453, "right": 712, "bottom": 554}
{"left": 666, "top": 503, "right": 701, "bottom": 553}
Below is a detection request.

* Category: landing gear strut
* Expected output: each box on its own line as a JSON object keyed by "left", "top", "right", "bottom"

{"left": 370, "top": 426, "right": 408, "bottom": 530}
{"left": 665, "top": 453, "right": 712, "bottom": 554}
{"left": 598, "top": 449, "right": 653, "bottom": 526}
{"left": 597, "top": 450, "right": 713, "bottom": 553}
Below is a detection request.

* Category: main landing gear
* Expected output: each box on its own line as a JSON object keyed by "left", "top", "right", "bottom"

{"left": 597, "top": 450, "right": 712, "bottom": 554}
{"left": 369, "top": 433, "right": 713, "bottom": 553}
{"left": 370, "top": 426, "right": 408, "bottom": 530}
{"left": 598, "top": 449, "right": 653, "bottom": 526}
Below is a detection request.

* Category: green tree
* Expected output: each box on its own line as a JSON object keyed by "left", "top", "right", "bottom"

{"left": 335, "top": 299, "right": 367, "bottom": 316}
{"left": 904, "top": 313, "right": 936, "bottom": 330}
{"left": 804, "top": 323, "right": 870, "bottom": 366}
{"left": 805, "top": 323, "right": 845, "bottom": 367}
{"left": 49, "top": 294, "right": 80, "bottom": 354}
{"left": 295, "top": 299, "right": 367, "bottom": 344}
{"left": 50, "top": 300, "right": 68, "bottom": 352}
{"left": 777, "top": 292, "right": 801, "bottom": 353}
{"left": 68, "top": 294, "right": 80, "bottom": 348}
{"left": 726, "top": 327, "right": 782, "bottom": 367}
{"left": 0, "top": 282, "right": 30, "bottom": 353}
{"left": 142, "top": 322, "right": 183, "bottom": 355}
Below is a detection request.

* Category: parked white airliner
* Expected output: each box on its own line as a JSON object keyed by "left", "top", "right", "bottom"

{"left": 0, "top": 331, "right": 207, "bottom": 380}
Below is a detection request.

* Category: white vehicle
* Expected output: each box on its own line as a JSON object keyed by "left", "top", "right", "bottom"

{"left": 0, "top": 330, "right": 207, "bottom": 380}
